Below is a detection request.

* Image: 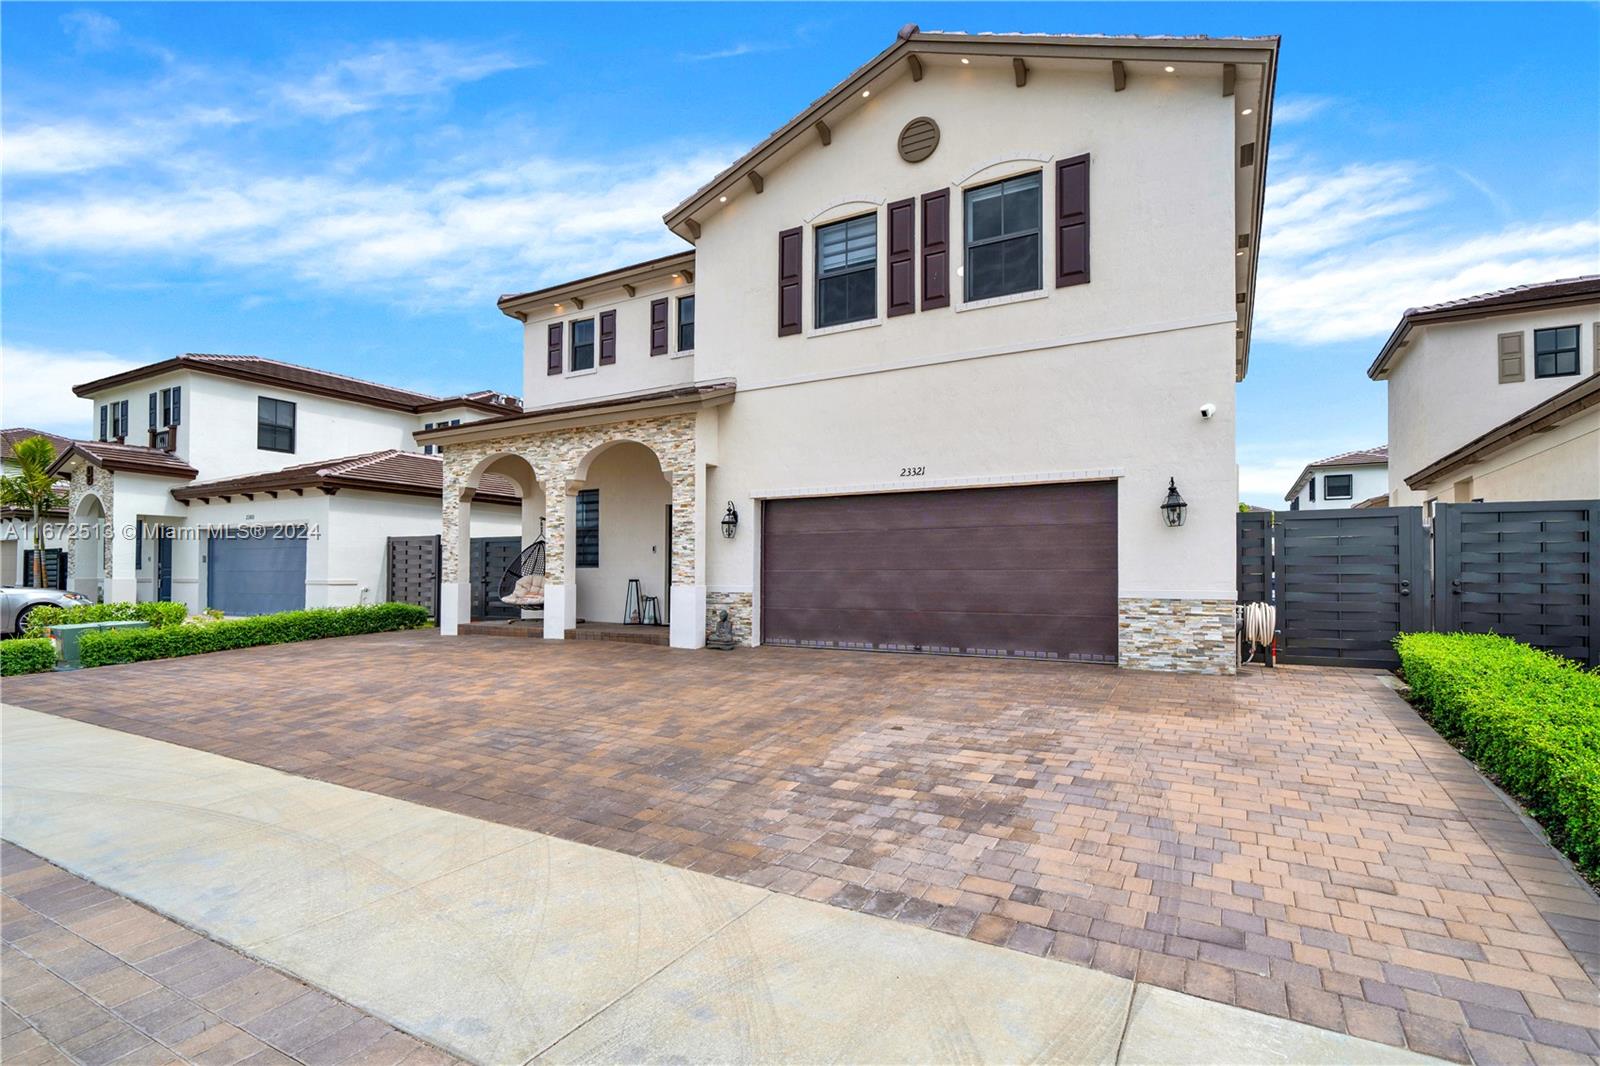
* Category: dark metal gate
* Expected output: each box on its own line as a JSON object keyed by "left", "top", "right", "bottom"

{"left": 1434, "top": 500, "right": 1596, "bottom": 667}
{"left": 22, "top": 549, "right": 67, "bottom": 590}
{"left": 470, "top": 537, "right": 521, "bottom": 621}
{"left": 386, "top": 535, "right": 440, "bottom": 618}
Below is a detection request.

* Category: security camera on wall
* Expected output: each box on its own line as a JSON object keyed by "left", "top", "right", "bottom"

{"left": 1200, "top": 403, "right": 1218, "bottom": 420}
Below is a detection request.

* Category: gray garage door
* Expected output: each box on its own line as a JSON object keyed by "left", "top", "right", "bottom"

{"left": 762, "top": 481, "right": 1118, "bottom": 662}
{"left": 207, "top": 527, "right": 307, "bottom": 616}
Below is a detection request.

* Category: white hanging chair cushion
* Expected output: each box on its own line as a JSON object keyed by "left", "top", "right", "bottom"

{"left": 503, "top": 573, "right": 544, "bottom": 606}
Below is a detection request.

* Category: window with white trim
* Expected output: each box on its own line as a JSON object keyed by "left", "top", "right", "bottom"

{"left": 815, "top": 214, "right": 877, "bottom": 328}
{"left": 964, "top": 171, "right": 1041, "bottom": 301}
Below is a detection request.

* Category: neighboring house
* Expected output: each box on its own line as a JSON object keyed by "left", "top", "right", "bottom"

{"left": 1369, "top": 276, "right": 1600, "bottom": 509}
{"left": 1, "top": 427, "right": 73, "bottom": 588}
{"left": 420, "top": 26, "right": 1280, "bottom": 674}
{"left": 50, "top": 353, "right": 524, "bottom": 612}
{"left": 1282, "top": 446, "right": 1388, "bottom": 511}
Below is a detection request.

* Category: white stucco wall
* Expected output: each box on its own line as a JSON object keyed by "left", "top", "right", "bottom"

{"left": 1412, "top": 408, "right": 1599, "bottom": 505}
{"left": 685, "top": 57, "right": 1240, "bottom": 605}
{"left": 1286, "top": 464, "right": 1389, "bottom": 510}
{"left": 574, "top": 442, "right": 672, "bottom": 624}
{"left": 1384, "top": 306, "right": 1599, "bottom": 504}
{"left": 519, "top": 275, "right": 697, "bottom": 406}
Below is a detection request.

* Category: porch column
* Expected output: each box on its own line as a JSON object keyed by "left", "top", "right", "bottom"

{"left": 439, "top": 486, "right": 471, "bottom": 636}
{"left": 171, "top": 526, "right": 202, "bottom": 614}
{"left": 543, "top": 483, "right": 576, "bottom": 639}
{"left": 105, "top": 515, "right": 137, "bottom": 604}
{"left": 668, "top": 458, "right": 705, "bottom": 650}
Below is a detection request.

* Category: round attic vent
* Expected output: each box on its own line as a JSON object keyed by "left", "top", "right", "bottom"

{"left": 898, "top": 117, "right": 940, "bottom": 163}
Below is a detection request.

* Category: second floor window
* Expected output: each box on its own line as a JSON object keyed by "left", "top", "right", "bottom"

{"left": 571, "top": 319, "right": 596, "bottom": 372}
{"left": 816, "top": 214, "right": 876, "bottom": 328}
{"left": 677, "top": 295, "right": 695, "bottom": 351}
{"left": 108, "top": 400, "right": 129, "bottom": 440}
{"left": 965, "top": 171, "right": 1041, "bottom": 301}
{"left": 1534, "top": 326, "right": 1580, "bottom": 378}
{"left": 575, "top": 489, "right": 599, "bottom": 568}
{"left": 1324, "top": 474, "right": 1353, "bottom": 500}
{"left": 258, "top": 397, "right": 296, "bottom": 453}
{"left": 161, "top": 386, "right": 182, "bottom": 427}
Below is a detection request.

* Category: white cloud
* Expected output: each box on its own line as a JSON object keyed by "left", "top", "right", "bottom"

{"left": 0, "top": 344, "right": 142, "bottom": 436}
{"left": 1272, "top": 95, "right": 1335, "bottom": 125}
{"left": 1238, "top": 455, "right": 1312, "bottom": 503}
{"left": 2, "top": 109, "right": 242, "bottom": 176}
{"left": 2, "top": 147, "right": 732, "bottom": 305}
{"left": 61, "top": 10, "right": 120, "bottom": 52}
{"left": 677, "top": 41, "right": 784, "bottom": 62}
{"left": 1256, "top": 160, "right": 1600, "bottom": 345}
{"left": 280, "top": 41, "right": 526, "bottom": 117}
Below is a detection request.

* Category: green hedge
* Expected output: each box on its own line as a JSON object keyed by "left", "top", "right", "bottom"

{"left": 1396, "top": 632, "right": 1600, "bottom": 879}
{"left": 1, "top": 638, "right": 57, "bottom": 676}
{"left": 79, "top": 603, "right": 430, "bottom": 667}
{"left": 24, "top": 600, "right": 187, "bottom": 638}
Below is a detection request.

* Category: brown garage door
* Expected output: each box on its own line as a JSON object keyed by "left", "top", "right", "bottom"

{"left": 761, "top": 481, "right": 1117, "bottom": 661}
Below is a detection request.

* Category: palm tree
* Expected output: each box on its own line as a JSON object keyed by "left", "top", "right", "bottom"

{"left": 1, "top": 435, "right": 66, "bottom": 588}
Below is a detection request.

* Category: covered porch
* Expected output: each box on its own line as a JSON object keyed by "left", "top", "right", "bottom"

{"left": 431, "top": 382, "right": 733, "bottom": 650}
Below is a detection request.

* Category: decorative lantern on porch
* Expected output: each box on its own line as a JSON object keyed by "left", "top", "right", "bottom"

{"left": 1160, "top": 478, "right": 1188, "bottom": 527}
{"left": 721, "top": 502, "right": 739, "bottom": 539}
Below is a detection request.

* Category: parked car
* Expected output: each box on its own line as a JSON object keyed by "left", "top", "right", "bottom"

{"left": 1, "top": 587, "right": 92, "bottom": 637}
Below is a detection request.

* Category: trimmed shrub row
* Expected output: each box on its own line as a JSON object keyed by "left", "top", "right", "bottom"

{"left": 24, "top": 600, "right": 187, "bottom": 638}
{"left": 79, "top": 603, "right": 430, "bottom": 667}
{"left": 1, "top": 638, "right": 57, "bottom": 676}
{"left": 1396, "top": 632, "right": 1600, "bottom": 880}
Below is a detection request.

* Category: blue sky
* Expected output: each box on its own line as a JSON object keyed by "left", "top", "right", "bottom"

{"left": 3, "top": 2, "right": 1597, "bottom": 504}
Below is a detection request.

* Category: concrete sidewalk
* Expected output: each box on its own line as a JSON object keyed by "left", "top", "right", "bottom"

{"left": 0, "top": 703, "right": 1440, "bottom": 1065}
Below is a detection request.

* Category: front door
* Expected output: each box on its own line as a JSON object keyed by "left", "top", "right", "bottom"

{"left": 156, "top": 527, "right": 174, "bottom": 601}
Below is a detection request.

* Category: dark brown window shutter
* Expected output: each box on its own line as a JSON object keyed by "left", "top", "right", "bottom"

{"left": 919, "top": 190, "right": 949, "bottom": 310}
{"left": 778, "top": 226, "right": 803, "bottom": 335}
{"left": 649, "top": 299, "right": 669, "bottom": 355}
{"left": 887, "top": 198, "right": 916, "bottom": 317}
{"left": 599, "top": 310, "right": 617, "bottom": 365}
{"left": 547, "top": 322, "right": 563, "bottom": 376}
{"left": 1055, "top": 153, "right": 1090, "bottom": 288}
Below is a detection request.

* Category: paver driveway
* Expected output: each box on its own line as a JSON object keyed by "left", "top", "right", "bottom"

{"left": 6, "top": 631, "right": 1598, "bottom": 1064}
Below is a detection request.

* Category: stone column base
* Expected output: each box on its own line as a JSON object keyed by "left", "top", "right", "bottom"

{"left": 1118, "top": 598, "right": 1236, "bottom": 675}
{"left": 439, "top": 580, "right": 468, "bottom": 636}
{"left": 544, "top": 584, "right": 576, "bottom": 640}
{"left": 670, "top": 586, "right": 707, "bottom": 649}
{"left": 705, "top": 591, "right": 754, "bottom": 646}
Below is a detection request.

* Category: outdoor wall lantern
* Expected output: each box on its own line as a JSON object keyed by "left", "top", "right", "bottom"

{"left": 721, "top": 502, "right": 740, "bottom": 539}
{"left": 1161, "top": 478, "right": 1188, "bottom": 527}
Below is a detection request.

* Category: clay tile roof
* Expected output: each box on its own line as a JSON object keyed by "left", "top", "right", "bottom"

{"left": 170, "top": 450, "right": 520, "bottom": 504}
{"left": 1368, "top": 276, "right": 1600, "bottom": 379}
{"left": 1, "top": 427, "right": 73, "bottom": 462}
{"left": 1283, "top": 445, "right": 1388, "bottom": 502}
{"left": 71, "top": 353, "right": 522, "bottom": 416}
{"left": 48, "top": 439, "right": 199, "bottom": 480}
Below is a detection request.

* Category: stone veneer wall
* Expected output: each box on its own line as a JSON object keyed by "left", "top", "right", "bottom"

{"left": 705, "top": 591, "right": 754, "bottom": 645}
{"left": 441, "top": 414, "right": 697, "bottom": 586}
{"left": 1118, "top": 598, "right": 1236, "bottom": 675}
{"left": 63, "top": 463, "right": 113, "bottom": 583}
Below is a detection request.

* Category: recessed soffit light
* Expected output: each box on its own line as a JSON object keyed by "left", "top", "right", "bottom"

{"left": 1164, "top": 65, "right": 1176, "bottom": 73}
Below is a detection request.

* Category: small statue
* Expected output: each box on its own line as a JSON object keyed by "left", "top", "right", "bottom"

{"left": 706, "top": 609, "right": 739, "bottom": 650}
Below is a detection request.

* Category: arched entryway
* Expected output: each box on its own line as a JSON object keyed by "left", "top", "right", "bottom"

{"left": 569, "top": 440, "right": 672, "bottom": 627}
{"left": 70, "top": 493, "right": 107, "bottom": 600}
{"left": 453, "top": 452, "right": 544, "bottom": 625}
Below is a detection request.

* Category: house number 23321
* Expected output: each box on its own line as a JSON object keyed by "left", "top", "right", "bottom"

{"left": 899, "top": 466, "right": 926, "bottom": 478}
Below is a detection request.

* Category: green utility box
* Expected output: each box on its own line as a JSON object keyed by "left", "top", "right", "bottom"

{"left": 46, "top": 621, "right": 148, "bottom": 670}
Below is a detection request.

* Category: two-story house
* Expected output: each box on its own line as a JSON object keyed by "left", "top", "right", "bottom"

{"left": 420, "top": 26, "right": 1280, "bottom": 674}
{"left": 1282, "top": 446, "right": 1388, "bottom": 510}
{"left": 2, "top": 427, "right": 74, "bottom": 588}
{"left": 1369, "top": 276, "right": 1599, "bottom": 510}
{"left": 50, "top": 353, "right": 524, "bottom": 613}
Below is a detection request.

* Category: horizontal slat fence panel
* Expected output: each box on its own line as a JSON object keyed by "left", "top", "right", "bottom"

{"left": 386, "top": 536, "right": 440, "bottom": 618}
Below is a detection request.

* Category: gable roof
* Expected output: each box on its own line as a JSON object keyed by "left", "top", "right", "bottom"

{"left": 656, "top": 25, "right": 1277, "bottom": 381}
{"left": 170, "top": 450, "right": 520, "bottom": 505}
{"left": 72, "top": 354, "right": 523, "bottom": 417}
{"left": 1283, "top": 445, "right": 1388, "bottom": 502}
{"left": 48, "top": 440, "right": 199, "bottom": 480}
{"left": 1, "top": 428, "right": 73, "bottom": 463}
{"left": 1405, "top": 375, "right": 1600, "bottom": 491}
{"left": 497, "top": 251, "right": 694, "bottom": 317}
{"left": 1367, "top": 276, "right": 1600, "bottom": 379}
